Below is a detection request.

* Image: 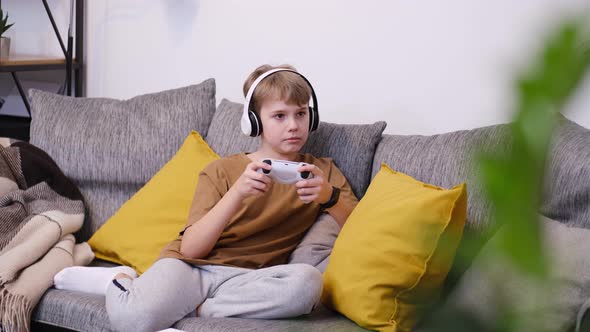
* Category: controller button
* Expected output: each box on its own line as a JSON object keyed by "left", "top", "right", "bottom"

{"left": 261, "top": 159, "right": 272, "bottom": 174}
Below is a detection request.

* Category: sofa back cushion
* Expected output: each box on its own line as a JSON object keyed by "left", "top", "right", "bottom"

{"left": 206, "top": 99, "right": 386, "bottom": 198}
{"left": 372, "top": 116, "right": 590, "bottom": 236}
{"left": 541, "top": 116, "right": 590, "bottom": 229}
{"left": 372, "top": 124, "right": 510, "bottom": 238}
{"left": 29, "top": 79, "right": 217, "bottom": 241}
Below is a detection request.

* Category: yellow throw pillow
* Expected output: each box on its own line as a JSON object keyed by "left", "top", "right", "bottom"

{"left": 88, "top": 131, "right": 219, "bottom": 274}
{"left": 321, "top": 163, "right": 467, "bottom": 332}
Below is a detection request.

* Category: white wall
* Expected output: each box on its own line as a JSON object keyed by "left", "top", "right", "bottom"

{"left": 10, "top": 0, "right": 590, "bottom": 134}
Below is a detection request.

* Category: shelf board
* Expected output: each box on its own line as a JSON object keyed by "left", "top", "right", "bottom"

{"left": 0, "top": 54, "right": 80, "bottom": 72}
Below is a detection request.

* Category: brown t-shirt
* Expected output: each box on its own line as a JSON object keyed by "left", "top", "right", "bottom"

{"left": 159, "top": 152, "right": 358, "bottom": 269}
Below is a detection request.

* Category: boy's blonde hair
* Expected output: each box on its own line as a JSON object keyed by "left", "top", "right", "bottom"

{"left": 243, "top": 64, "right": 311, "bottom": 114}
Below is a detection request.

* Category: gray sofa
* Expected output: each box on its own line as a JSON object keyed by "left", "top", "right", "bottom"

{"left": 26, "top": 79, "right": 590, "bottom": 331}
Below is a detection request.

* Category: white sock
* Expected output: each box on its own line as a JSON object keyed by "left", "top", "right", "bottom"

{"left": 54, "top": 265, "right": 137, "bottom": 295}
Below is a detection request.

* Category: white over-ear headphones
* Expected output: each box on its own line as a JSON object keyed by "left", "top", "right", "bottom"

{"left": 241, "top": 68, "right": 319, "bottom": 137}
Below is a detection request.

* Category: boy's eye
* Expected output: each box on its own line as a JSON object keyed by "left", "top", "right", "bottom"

{"left": 297, "top": 111, "right": 307, "bottom": 117}
{"left": 274, "top": 114, "right": 284, "bottom": 119}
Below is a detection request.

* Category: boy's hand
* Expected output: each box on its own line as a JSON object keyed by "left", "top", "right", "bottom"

{"left": 233, "top": 161, "right": 272, "bottom": 200}
{"left": 295, "top": 164, "right": 332, "bottom": 204}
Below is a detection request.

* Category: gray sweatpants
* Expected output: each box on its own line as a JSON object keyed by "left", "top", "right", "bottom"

{"left": 106, "top": 260, "right": 322, "bottom": 332}
{"left": 105, "top": 213, "right": 339, "bottom": 332}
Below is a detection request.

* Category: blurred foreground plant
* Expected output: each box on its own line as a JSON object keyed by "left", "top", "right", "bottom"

{"left": 481, "top": 18, "right": 590, "bottom": 278}
{"left": 422, "top": 17, "right": 590, "bottom": 332}
{"left": 477, "top": 17, "right": 590, "bottom": 332}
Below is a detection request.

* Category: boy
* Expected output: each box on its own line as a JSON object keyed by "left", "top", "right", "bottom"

{"left": 54, "top": 64, "right": 358, "bottom": 332}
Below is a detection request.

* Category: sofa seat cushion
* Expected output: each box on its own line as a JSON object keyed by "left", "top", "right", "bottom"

{"left": 33, "top": 262, "right": 367, "bottom": 332}
{"left": 33, "top": 288, "right": 112, "bottom": 332}
{"left": 33, "top": 290, "right": 366, "bottom": 332}
{"left": 175, "top": 305, "right": 368, "bottom": 332}
{"left": 206, "top": 99, "right": 386, "bottom": 198}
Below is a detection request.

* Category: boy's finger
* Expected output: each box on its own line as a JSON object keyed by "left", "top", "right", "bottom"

{"left": 298, "top": 187, "right": 319, "bottom": 196}
{"left": 298, "top": 195, "right": 310, "bottom": 203}
{"left": 297, "top": 164, "right": 313, "bottom": 172}
{"left": 252, "top": 180, "right": 268, "bottom": 191}
{"left": 295, "top": 177, "right": 322, "bottom": 188}
{"left": 247, "top": 161, "right": 272, "bottom": 172}
{"left": 250, "top": 171, "right": 271, "bottom": 183}
{"left": 298, "top": 164, "right": 322, "bottom": 176}
{"left": 298, "top": 194, "right": 315, "bottom": 204}
{"left": 295, "top": 180, "right": 308, "bottom": 188}
{"left": 257, "top": 161, "right": 272, "bottom": 170}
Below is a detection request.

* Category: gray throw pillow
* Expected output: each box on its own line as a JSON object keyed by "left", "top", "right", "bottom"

{"left": 206, "top": 99, "right": 386, "bottom": 198}
{"left": 446, "top": 216, "right": 590, "bottom": 332}
{"left": 29, "top": 79, "right": 217, "bottom": 241}
{"left": 288, "top": 213, "right": 341, "bottom": 273}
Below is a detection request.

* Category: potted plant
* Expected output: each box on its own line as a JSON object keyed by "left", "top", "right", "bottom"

{"left": 0, "top": 9, "right": 14, "bottom": 59}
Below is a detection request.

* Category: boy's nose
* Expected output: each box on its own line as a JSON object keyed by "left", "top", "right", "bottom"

{"left": 287, "top": 117, "right": 299, "bottom": 131}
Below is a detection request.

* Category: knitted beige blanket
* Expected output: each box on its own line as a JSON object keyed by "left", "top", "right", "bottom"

{"left": 0, "top": 140, "right": 92, "bottom": 332}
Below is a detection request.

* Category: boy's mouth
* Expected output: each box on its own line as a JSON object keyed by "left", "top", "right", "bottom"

{"left": 285, "top": 137, "right": 301, "bottom": 143}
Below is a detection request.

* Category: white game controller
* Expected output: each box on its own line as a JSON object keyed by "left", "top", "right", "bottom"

{"left": 256, "top": 158, "right": 314, "bottom": 184}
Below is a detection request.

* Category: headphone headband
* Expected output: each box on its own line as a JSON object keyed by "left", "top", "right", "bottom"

{"left": 241, "top": 68, "right": 319, "bottom": 137}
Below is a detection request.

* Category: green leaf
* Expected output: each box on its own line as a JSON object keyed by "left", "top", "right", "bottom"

{"left": 0, "top": 10, "right": 14, "bottom": 37}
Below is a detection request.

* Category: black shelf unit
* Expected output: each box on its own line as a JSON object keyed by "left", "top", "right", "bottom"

{"left": 0, "top": 0, "right": 84, "bottom": 141}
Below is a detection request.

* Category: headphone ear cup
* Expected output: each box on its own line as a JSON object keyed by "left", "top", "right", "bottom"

{"left": 309, "top": 106, "right": 319, "bottom": 132}
{"left": 248, "top": 110, "right": 262, "bottom": 137}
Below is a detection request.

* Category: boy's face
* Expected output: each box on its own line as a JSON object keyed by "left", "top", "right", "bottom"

{"left": 258, "top": 98, "right": 310, "bottom": 158}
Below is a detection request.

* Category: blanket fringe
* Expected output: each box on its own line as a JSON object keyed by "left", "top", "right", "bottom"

{"left": 0, "top": 277, "right": 15, "bottom": 289}
{"left": 0, "top": 286, "right": 33, "bottom": 332}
